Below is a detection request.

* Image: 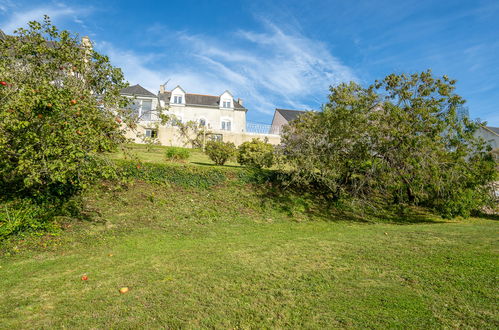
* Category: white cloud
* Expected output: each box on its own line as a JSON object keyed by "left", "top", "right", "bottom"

{"left": 0, "top": 4, "right": 88, "bottom": 33}
{"left": 94, "top": 20, "right": 358, "bottom": 119}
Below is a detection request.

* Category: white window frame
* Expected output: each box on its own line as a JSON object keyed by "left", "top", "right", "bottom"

{"left": 169, "top": 114, "right": 183, "bottom": 127}
{"left": 221, "top": 118, "right": 232, "bottom": 131}
{"left": 173, "top": 95, "right": 183, "bottom": 104}
{"left": 199, "top": 117, "right": 207, "bottom": 127}
{"left": 222, "top": 99, "right": 231, "bottom": 108}
{"left": 129, "top": 97, "right": 155, "bottom": 121}
{"left": 144, "top": 128, "right": 158, "bottom": 138}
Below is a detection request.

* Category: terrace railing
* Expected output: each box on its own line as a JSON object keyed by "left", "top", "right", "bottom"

{"left": 246, "top": 122, "right": 281, "bottom": 135}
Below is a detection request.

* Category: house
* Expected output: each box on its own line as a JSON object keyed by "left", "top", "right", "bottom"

{"left": 122, "top": 84, "right": 281, "bottom": 146}
{"left": 121, "top": 84, "right": 161, "bottom": 138}
{"left": 270, "top": 108, "right": 308, "bottom": 135}
{"left": 158, "top": 85, "right": 247, "bottom": 134}
{"left": 475, "top": 126, "right": 499, "bottom": 151}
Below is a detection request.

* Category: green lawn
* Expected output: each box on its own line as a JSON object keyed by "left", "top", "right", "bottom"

{"left": 108, "top": 143, "right": 241, "bottom": 167}
{"left": 1, "top": 173, "right": 497, "bottom": 328}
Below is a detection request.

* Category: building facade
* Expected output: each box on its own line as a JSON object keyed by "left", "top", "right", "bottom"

{"left": 122, "top": 84, "right": 281, "bottom": 146}
{"left": 270, "top": 108, "right": 308, "bottom": 135}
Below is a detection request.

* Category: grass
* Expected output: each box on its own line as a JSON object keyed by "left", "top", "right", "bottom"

{"left": 108, "top": 143, "right": 241, "bottom": 167}
{"left": 1, "top": 148, "right": 498, "bottom": 328}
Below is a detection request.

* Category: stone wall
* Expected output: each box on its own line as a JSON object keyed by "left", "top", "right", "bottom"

{"left": 124, "top": 125, "right": 281, "bottom": 147}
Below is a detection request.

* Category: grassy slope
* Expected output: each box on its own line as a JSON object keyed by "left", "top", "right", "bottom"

{"left": 1, "top": 146, "right": 498, "bottom": 328}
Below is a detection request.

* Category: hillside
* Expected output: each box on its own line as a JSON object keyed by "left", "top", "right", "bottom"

{"left": 0, "top": 147, "right": 498, "bottom": 328}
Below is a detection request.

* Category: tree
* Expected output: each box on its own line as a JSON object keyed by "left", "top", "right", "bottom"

{"left": 280, "top": 71, "right": 497, "bottom": 217}
{"left": 174, "top": 119, "right": 212, "bottom": 149}
{"left": 0, "top": 16, "right": 130, "bottom": 200}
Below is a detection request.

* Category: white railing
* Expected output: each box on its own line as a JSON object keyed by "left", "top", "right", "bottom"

{"left": 246, "top": 122, "right": 281, "bottom": 135}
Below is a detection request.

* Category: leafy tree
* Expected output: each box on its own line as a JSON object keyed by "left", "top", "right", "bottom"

{"left": 237, "top": 138, "right": 274, "bottom": 168}
{"left": 0, "top": 16, "right": 130, "bottom": 200}
{"left": 280, "top": 71, "right": 497, "bottom": 217}
{"left": 174, "top": 119, "right": 212, "bottom": 149}
{"left": 205, "top": 141, "right": 236, "bottom": 165}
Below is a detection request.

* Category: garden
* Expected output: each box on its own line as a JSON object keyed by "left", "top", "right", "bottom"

{"left": 1, "top": 17, "right": 498, "bottom": 328}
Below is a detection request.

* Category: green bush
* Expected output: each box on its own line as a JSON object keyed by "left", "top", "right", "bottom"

{"left": 165, "top": 146, "right": 191, "bottom": 162}
{"left": 0, "top": 199, "right": 60, "bottom": 239}
{"left": 116, "top": 160, "right": 227, "bottom": 189}
{"left": 237, "top": 138, "right": 274, "bottom": 168}
{"left": 205, "top": 141, "right": 236, "bottom": 166}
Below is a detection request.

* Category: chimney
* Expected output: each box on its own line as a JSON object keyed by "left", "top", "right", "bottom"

{"left": 237, "top": 98, "right": 243, "bottom": 106}
{"left": 159, "top": 84, "right": 165, "bottom": 93}
{"left": 81, "top": 36, "right": 92, "bottom": 49}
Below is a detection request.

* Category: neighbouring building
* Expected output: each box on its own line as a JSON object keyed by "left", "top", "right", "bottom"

{"left": 270, "top": 108, "right": 308, "bottom": 135}
{"left": 122, "top": 84, "right": 281, "bottom": 146}
{"left": 475, "top": 126, "right": 499, "bottom": 151}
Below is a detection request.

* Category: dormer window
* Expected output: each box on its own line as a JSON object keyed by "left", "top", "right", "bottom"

{"left": 219, "top": 91, "right": 234, "bottom": 109}
{"left": 173, "top": 95, "right": 183, "bottom": 104}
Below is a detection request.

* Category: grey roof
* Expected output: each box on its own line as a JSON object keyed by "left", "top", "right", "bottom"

{"left": 485, "top": 126, "right": 499, "bottom": 136}
{"left": 275, "top": 108, "right": 308, "bottom": 122}
{"left": 121, "top": 84, "right": 156, "bottom": 97}
{"left": 159, "top": 91, "right": 246, "bottom": 110}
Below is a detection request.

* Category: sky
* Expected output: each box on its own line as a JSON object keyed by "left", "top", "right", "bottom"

{"left": 1, "top": 0, "right": 498, "bottom": 125}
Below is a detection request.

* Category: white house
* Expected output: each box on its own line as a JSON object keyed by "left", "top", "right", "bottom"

{"left": 158, "top": 85, "right": 247, "bottom": 134}
{"left": 121, "top": 84, "right": 280, "bottom": 146}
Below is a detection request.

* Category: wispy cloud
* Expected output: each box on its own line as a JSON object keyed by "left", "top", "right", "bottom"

{"left": 103, "top": 20, "right": 357, "bottom": 116}
{"left": 0, "top": 3, "right": 89, "bottom": 33}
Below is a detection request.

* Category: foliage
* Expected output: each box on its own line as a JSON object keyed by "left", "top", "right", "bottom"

{"left": 0, "top": 16, "right": 129, "bottom": 201}
{"left": 165, "top": 146, "right": 191, "bottom": 162}
{"left": 237, "top": 138, "right": 275, "bottom": 168}
{"left": 116, "top": 160, "right": 227, "bottom": 188}
{"left": 173, "top": 119, "right": 211, "bottom": 149}
{"left": 280, "top": 71, "right": 497, "bottom": 217}
{"left": 205, "top": 140, "right": 236, "bottom": 165}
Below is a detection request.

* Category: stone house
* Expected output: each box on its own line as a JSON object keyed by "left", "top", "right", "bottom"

{"left": 122, "top": 84, "right": 280, "bottom": 146}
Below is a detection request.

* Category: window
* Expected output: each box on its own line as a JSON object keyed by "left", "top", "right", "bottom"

{"left": 130, "top": 100, "right": 141, "bottom": 117}
{"left": 173, "top": 95, "right": 183, "bottom": 104}
{"left": 222, "top": 100, "right": 231, "bottom": 108}
{"left": 127, "top": 99, "right": 154, "bottom": 121}
{"left": 210, "top": 134, "right": 223, "bottom": 142}
{"left": 221, "top": 119, "right": 231, "bottom": 131}
{"left": 199, "top": 118, "right": 206, "bottom": 127}
{"left": 169, "top": 115, "right": 183, "bottom": 127}
{"left": 144, "top": 129, "right": 158, "bottom": 138}
{"left": 141, "top": 100, "right": 152, "bottom": 121}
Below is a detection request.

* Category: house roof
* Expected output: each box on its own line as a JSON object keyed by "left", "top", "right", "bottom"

{"left": 0, "top": 29, "right": 6, "bottom": 40}
{"left": 159, "top": 91, "right": 246, "bottom": 110}
{"left": 485, "top": 126, "right": 499, "bottom": 136}
{"left": 121, "top": 84, "right": 156, "bottom": 97}
{"left": 275, "top": 108, "right": 308, "bottom": 122}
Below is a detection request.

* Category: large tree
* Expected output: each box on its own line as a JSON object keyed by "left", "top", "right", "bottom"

{"left": 0, "top": 17, "right": 130, "bottom": 200}
{"left": 280, "top": 71, "right": 497, "bottom": 217}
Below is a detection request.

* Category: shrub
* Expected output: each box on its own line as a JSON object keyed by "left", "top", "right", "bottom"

{"left": 116, "top": 160, "right": 227, "bottom": 188}
{"left": 165, "top": 146, "right": 190, "bottom": 162}
{"left": 237, "top": 138, "right": 274, "bottom": 168}
{"left": 205, "top": 141, "right": 236, "bottom": 166}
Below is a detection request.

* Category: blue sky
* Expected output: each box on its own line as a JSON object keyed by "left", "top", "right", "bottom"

{"left": 1, "top": 0, "right": 498, "bottom": 125}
